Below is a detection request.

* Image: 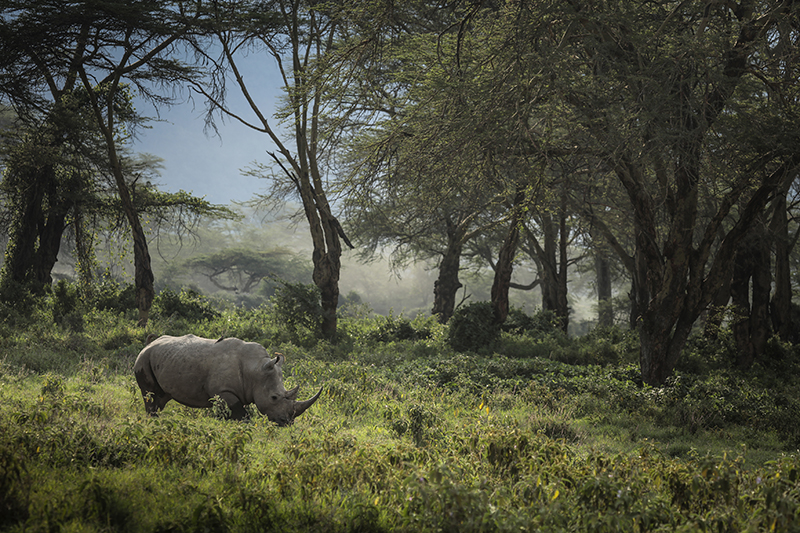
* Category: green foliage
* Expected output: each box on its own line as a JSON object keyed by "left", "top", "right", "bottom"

{"left": 368, "top": 312, "right": 433, "bottom": 342}
{"left": 0, "top": 436, "right": 29, "bottom": 527}
{"left": 153, "top": 287, "right": 220, "bottom": 321}
{"left": 501, "top": 308, "right": 562, "bottom": 337}
{"left": 89, "top": 278, "right": 137, "bottom": 314}
{"left": 0, "top": 278, "right": 47, "bottom": 327}
{"left": 448, "top": 302, "right": 500, "bottom": 352}
{"left": 271, "top": 281, "right": 323, "bottom": 342}
{"left": 50, "top": 279, "right": 84, "bottom": 332}
{"left": 0, "top": 305, "right": 799, "bottom": 532}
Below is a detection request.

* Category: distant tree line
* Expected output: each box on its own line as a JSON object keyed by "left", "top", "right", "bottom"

{"left": 1, "top": 0, "right": 798, "bottom": 385}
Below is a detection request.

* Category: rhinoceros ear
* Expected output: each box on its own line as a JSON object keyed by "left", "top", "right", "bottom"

{"left": 262, "top": 353, "right": 283, "bottom": 372}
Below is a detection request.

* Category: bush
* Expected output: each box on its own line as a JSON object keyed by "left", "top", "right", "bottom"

{"left": 0, "top": 278, "right": 47, "bottom": 327}
{"left": 153, "top": 287, "right": 219, "bottom": 321}
{"left": 271, "top": 282, "right": 323, "bottom": 340}
{"left": 448, "top": 302, "right": 500, "bottom": 352}
{"left": 50, "top": 280, "right": 84, "bottom": 332}
{"left": 89, "top": 279, "right": 137, "bottom": 313}
{"left": 368, "top": 313, "right": 432, "bottom": 342}
{"left": 502, "top": 308, "right": 562, "bottom": 337}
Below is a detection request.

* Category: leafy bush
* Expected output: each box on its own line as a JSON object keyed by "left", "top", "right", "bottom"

{"left": 502, "top": 308, "right": 562, "bottom": 337}
{"left": 271, "top": 281, "right": 323, "bottom": 341}
{"left": 153, "top": 287, "right": 219, "bottom": 321}
{"left": 0, "top": 438, "right": 29, "bottom": 527}
{"left": 448, "top": 302, "right": 500, "bottom": 352}
{"left": 89, "top": 279, "right": 136, "bottom": 313}
{"left": 0, "top": 278, "right": 47, "bottom": 327}
{"left": 368, "top": 313, "right": 433, "bottom": 342}
{"left": 50, "top": 280, "right": 84, "bottom": 332}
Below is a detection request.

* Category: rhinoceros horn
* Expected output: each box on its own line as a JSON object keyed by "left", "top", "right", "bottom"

{"left": 293, "top": 387, "right": 323, "bottom": 418}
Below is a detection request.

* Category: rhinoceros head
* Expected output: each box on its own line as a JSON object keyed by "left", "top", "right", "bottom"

{"left": 253, "top": 353, "right": 322, "bottom": 426}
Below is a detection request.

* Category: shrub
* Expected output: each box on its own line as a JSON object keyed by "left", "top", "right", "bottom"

{"left": 0, "top": 278, "right": 47, "bottom": 327}
{"left": 153, "top": 287, "right": 219, "bottom": 321}
{"left": 368, "top": 313, "right": 432, "bottom": 342}
{"left": 271, "top": 282, "right": 323, "bottom": 340}
{"left": 51, "top": 280, "right": 84, "bottom": 332}
{"left": 0, "top": 439, "right": 29, "bottom": 527}
{"left": 90, "top": 279, "right": 136, "bottom": 313}
{"left": 502, "top": 308, "right": 562, "bottom": 337}
{"left": 448, "top": 302, "right": 500, "bottom": 352}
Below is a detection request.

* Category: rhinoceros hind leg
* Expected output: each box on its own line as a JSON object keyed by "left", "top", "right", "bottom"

{"left": 135, "top": 366, "right": 170, "bottom": 415}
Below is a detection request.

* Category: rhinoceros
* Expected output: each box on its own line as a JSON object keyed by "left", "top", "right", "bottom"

{"left": 134, "top": 334, "right": 321, "bottom": 426}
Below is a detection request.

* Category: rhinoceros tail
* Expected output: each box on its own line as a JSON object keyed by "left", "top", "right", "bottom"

{"left": 145, "top": 333, "right": 160, "bottom": 346}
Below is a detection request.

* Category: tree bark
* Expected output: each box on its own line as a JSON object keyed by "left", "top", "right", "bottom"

{"left": 79, "top": 67, "right": 155, "bottom": 326}
{"left": 432, "top": 221, "right": 465, "bottom": 324}
{"left": 538, "top": 211, "right": 570, "bottom": 333}
{"left": 702, "top": 275, "right": 732, "bottom": 340}
{"left": 731, "top": 220, "right": 772, "bottom": 369}
{"left": 2, "top": 166, "right": 49, "bottom": 290}
{"left": 1, "top": 152, "right": 75, "bottom": 294}
{"left": 595, "top": 251, "right": 613, "bottom": 328}
{"left": 769, "top": 176, "right": 794, "bottom": 342}
{"left": 491, "top": 189, "right": 526, "bottom": 325}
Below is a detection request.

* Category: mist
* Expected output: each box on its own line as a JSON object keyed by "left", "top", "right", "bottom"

{"left": 46, "top": 202, "right": 604, "bottom": 331}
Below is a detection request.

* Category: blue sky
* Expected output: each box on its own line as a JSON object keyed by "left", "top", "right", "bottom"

{"left": 132, "top": 58, "right": 282, "bottom": 206}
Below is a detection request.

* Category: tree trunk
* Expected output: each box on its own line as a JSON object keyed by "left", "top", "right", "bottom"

{"left": 556, "top": 209, "right": 570, "bottom": 333}
{"left": 731, "top": 220, "right": 772, "bottom": 369}
{"left": 312, "top": 214, "right": 344, "bottom": 342}
{"left": 30, "top": 172, "right": 76, "bottom": 288}
{"left": 2, "top": 166, "right": 48, "bottom": 290}
{"left": 2, "top": 158, "right": 74, "bottom": 294}
{"left": 73, "top": 207, "right": 96, "bottom": 299}
{"left": 702, "top": 275, "right": 732, "bottom": 340}
{"left": 30, "top": 207, "right": 68, "bottom": 288}
{"left": 769, "top": 178, "right": 793, "bottom": 342}
{"left": 639, "top": 310, "right": 693, "bottom": 385}
{"left": 106, "top": 151, "right": 154, "bottom": 326}
{"left": 538, "top": 211, "right": 570, "bottom": 333}
{"left": 595, "top": 251, "right": 613, "bottom": 328}
{"left": 432, "top": 222, "right": 464, "bottom": 324}
{"left": 751, "top": 234, "right": 771, "bottom": 360}
{"left": 491, "top": 189, "right": 525, "bottom": 325}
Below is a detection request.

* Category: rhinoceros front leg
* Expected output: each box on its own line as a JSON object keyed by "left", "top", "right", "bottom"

{"left": 215, "top": 392, "right": 248, "bottom": 420}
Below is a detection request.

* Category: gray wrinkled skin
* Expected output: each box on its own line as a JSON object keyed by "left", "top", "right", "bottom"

{"left": 134, "top": 334, "right": 321, "bottom": 426}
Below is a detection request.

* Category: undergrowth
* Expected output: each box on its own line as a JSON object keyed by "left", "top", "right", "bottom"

{"left": 0, "top": 289, "right": 799, "bottom": 531}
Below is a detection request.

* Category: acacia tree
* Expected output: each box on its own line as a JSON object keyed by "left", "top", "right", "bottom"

{"left": 192, "top": 0, "right": 365, "bottom": 340}
{"left": 73, "top": 3, "right": 210, "bottom": 325}
{"left": 417, "top": 1, "right": 797, "bottom": 381}
{"left": 0, "top": 1, "right": 105, "bottom": 294}
{"left": 185, "top": 247, "right": 307, "bottom": 293}
{"left": 0, "top": 98, "right": 97, "bottom": 292}
{"left": 339, "top": 4, "right": 552, "bottom": 324}
{"left": 543, "top": 0, "right": 800, "bottom": 384}
{"left": 343, "top": 153, "right": 504, "bottom": 323}
{"left": 0, "top": 0, "right": 211, "bottom": 324}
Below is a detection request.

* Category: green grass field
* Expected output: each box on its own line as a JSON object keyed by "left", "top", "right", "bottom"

{"left": 1, "top": 305, "right": 799, "bottom": 532}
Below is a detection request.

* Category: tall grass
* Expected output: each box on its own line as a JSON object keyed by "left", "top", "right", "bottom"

{"left": 1, "top": 299, "right": 799, "bottom": 531}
